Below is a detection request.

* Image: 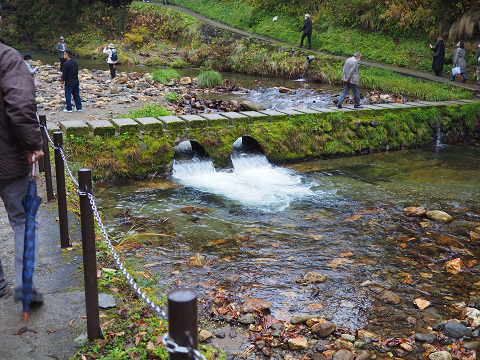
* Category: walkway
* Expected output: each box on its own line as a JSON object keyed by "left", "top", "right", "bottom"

{"left": 0, "top": 175, "right": 86, "bottom": 360}
{"left": 156, "top": 2, "right": 479, "bottom": 92}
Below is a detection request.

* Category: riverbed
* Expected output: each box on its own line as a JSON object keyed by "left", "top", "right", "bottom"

{"left": 94, "top": 143, "right": 480, "bottom": 337}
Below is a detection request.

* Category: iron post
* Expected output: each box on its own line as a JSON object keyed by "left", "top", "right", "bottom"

{"left": 53, "top": 131, "right": 70, "bottom": 248}
{"left": 39, "top": 115, "right": 55, "bottom": 201}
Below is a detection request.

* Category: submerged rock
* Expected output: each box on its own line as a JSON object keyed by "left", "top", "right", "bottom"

{"left": 442, "top": 320, "right": 472, "bottom": 338}
{"left": 303, "top": 271, "right": 327, "bottom": 284}
{"left": 404, "top": 206, "right": 427, "bottom": 216}
{"left": 429, "top": 351, "right": 452, "bottom": 360}
{"left": 415, "top": 332, "right": 437, "bottom": 343}
{"left": 311, "top": 321, "right": 336, "bottom": 337}
{"left": 240, "top": 298, "right": 271, "bottom": 313}
{"left": 240, "top": 100, "right": 266, "bottom": 111}
{"left": 426, "top": 210, "right": 453, "bottom": 223}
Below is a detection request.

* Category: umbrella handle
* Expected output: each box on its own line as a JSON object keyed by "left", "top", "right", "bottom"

{"left": 31, "top": 154, "right": 36, "bottom": 178}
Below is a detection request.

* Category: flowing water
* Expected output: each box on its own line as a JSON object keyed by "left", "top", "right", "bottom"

{"left": 95, "top": 144, "right": 480, "bottom": 336}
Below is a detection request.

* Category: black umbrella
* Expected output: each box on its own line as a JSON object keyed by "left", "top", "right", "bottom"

{"left": 22, "top": 157, "right": 41, "bottom": 322}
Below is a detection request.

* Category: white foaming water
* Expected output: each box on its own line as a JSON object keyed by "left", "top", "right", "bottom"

{"left": 172, "top": 155, "right": 313, "bottom": 210}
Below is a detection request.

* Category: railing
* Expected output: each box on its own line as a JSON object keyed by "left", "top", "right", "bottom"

{"left": 39, "top": 118, "right": 204, "bottom": 360}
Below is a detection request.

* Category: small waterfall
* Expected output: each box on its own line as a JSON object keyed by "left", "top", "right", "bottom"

{"left": 435, "top": 118, "right": 443, "bottom": 146}
{"left": 295, "top": 55, "right": 315, "bottom": 82}
{"left": 172, "top": 157, "right": 215, "bottom": 178}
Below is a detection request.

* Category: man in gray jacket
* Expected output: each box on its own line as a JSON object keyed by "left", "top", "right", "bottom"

{"left": 0, "top": 2, "right": 45, "bottom": 303}
{"left": 56, "top": 36, "right": 67, "bottom": 71}
{"left": 337, "top": 52, "right": 363, "bottom": 108}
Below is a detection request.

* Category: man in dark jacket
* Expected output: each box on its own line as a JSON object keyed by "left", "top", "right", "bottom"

{"left": 300, "top": 14, "right": 312, "bottom": 50}
{"left": 430, "top": 37, "right": 445, "bottom": 77}
{"left": 61, "top": 49, "right": 82, "bottom": 112}
{"left": 0, "top": 2, "right": 45, "bottom": 303}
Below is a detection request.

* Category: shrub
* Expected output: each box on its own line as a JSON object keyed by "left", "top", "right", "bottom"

{"left": 169, "top": 58, "right": 191, "bottom": 68}
{"left": 165, "top": 91, "right": 181, "bottom": 103}
{"left": 151, "top": 69, "right": 179, "bottom": 83}
{"left": 123, "top": 103, "right": 171, "bottom": 119}
{"left": 197, "top": 70, "right": 223, "bottom": 88}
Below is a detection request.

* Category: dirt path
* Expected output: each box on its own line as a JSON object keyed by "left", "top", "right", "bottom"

{"left": 152, "top": 1, "right": 479, "bottom": 92}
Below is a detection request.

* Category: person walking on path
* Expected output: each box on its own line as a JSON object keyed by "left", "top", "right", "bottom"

{"left": 450, "top": 41, "right": 467, "bottom": 83}
{"left": 430, "top": 37, "right": 445, "bottom": 77}
{"left": 103, "top": 43, "right": 118, "bottom": 79}
{"left": 56, "top": 36, "right": 67, "bottom": 71}
{"left": 61, "top": 49, "right": 82, "bottom": 113}
{"left": 475, "top": 42, "right": 480, "bottom": 87}
{"left": 300, "top": 14, "right": 312, "bottom": 49}
{"left": 337, "top": 52, "right": 363, "bottom": 109}
{"left": 0, "top": 2, "right": 45, "bottom": 303}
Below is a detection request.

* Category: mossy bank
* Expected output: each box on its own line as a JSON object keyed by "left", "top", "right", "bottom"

{"left": 62, "top": 102, "right": 480, "bottom": 181}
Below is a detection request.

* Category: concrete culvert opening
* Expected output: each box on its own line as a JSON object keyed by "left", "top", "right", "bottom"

{"left": 173, "top": 140, "right": 209, "bottom": 161}
{"left": 232, "top": 135, "right": 264, "bottom": 157}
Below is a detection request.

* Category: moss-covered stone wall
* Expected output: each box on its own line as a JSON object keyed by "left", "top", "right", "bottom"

{"left": 60, "top": 101, "right": 480, "bottom": 180}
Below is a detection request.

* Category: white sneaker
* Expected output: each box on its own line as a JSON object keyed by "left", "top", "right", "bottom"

{"left": 63, "top": 108, "right": 73, "bottom": 113}
{"left": 76, "top": 109, "right": 82, "bottom": 112}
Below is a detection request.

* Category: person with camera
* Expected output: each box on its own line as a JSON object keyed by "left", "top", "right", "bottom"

{"left": 103, "top": 43, "right": 118, "bottom": 79}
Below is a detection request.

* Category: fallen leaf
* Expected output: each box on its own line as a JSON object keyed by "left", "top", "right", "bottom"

{"left": 46, "top": 329, "right": 56, "bottom": 334}
{"left": 208, "top": 238, "right": 228, "bottom": 245}
{"left": 445, "top": 258, "right": 463, "bottom": 274}
{"left": 66, "top": 247, "right": 75, "bottom": 251}
{"left": 13, "top": 327, "right": 28, "bottom": 335}
{"left": 345, "top": 214, "right": 362, "bottom": 222}
{"left": 69, "top": 319, "right": 75, "bottom": 326}
{"left": 414, "top": 298, "right": 430, "bottom": 310}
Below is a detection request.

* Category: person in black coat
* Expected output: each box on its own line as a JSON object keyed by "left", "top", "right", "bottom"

{"left": 300, "top": 14, "right": 312, "bottom": 50}
{"left": 429, "top": 37, "right": 445, "bottom": 77}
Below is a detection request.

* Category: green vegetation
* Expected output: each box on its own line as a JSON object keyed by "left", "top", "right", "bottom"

{"left": 152, "top": 69, "right": 180, "bottom": 84}
{"left": 197, "top": 70, "right": 223, "bottom": 88}
{"left": 165, "top": 91, "right": 181, "bottom": 103}
{"left": 123, "top": 103, "right": 172, "bottom": 119}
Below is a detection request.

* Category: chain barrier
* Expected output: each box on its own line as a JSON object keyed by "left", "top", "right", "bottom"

{"left": 40, "top": 125, "right": 205, "bottom": 360}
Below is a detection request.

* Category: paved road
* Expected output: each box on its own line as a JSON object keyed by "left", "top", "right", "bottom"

{"left": 155, "top": 1, "right": 479, "bottom": 92}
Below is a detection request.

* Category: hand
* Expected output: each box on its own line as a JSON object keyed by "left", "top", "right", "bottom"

{"left": 343, "top": 78, "right": 348, "bottom": 82}
{"left": 28, "top": 150, "right": 44, "bottom": 163}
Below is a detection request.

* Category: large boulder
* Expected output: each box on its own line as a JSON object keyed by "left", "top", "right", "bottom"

{"left": 240, "top": 100, "right": 266, "bottom": 111}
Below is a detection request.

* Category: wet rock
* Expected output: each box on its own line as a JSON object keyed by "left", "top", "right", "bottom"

{"left": 357, "top": 330, "right": 378, "bottom": 341}
{"left": 415, "top": 332, "right": 437, "bottom": 343}
{"left": 214, "top": 331, "right": 225, "bottom": 338}
{"left": 311, "top": 354, "right": 330, "bottom": 360}
{"left": 198, "top": 329, "right": 212, "bottom": 342}
{"left": 240, "top": 100, "right": 266, "bottom": 111}
{"left": 445, "top": 258, "right": 463, "bottom": 274}
{"left": 466, "top": 307, "right": 480, "bottom": 326}
{"left": 291, "top": 314, "right": 318, "bottom": 324}
{"left": 110, "top": 85, "right": 119, "bottom": 94}
{"left": 278, "top": 87, "right": 289, "bottom": 93}
{"left": 188, "top": 253, "right": 206, "bottom": 267}
{"left": 311, "top": 321, "right": 336, "bottom": 337}
{"left": 414, "top": 298, "right": 431, "bottom": 309}
{"left": 334, "top": 339, "right": 352, "bottom": 350}
{"left": 442, "top": 320, "right": 472, "bottom": 338}
{"left": 380, "top": 291, "right": 401, "bottom": 304}
{"left": 354, "top": 341, "right": 365, "bottom": 348}
{"left": 180, "top": 77, "right": 192, "bottom": 85}
{"left": 426, "top": 210, "right": 453, "bottom": 223}
{"left": 420, "top": 221, "right": 432, "bottom": 228}
{"left": 400, "top": 343, "right": 414, "bottom": 352}
{"left": 404, "top": 206, "right": 427, "bottom": 217}
{"left": 240, "top": 298, "right": 271, "bottom": 313}
{"left": 333, "top": 349, "right": 354, "bottom": 360}
{"left": 288, "top": 337, "right": 308, "bottom": 350}
{"left": 406, "top": 316, "right": 418, "bottom": 325}
{"left": 255, "top": 340, "right": 265, "bottom": 350}
{"left": 356, "top": 350, "right": 369, "bottom": 360}
{"left": 238, "top": 313, "right": 255, "bottom": 325}
{"left": 262, "top": 347, "right": 271, "bottom": 356}
{"left": 271, "top": 322, "right": 285, "bottom": 330}
{"left": 429, "top": 351, "right": 452, "bottom": 360}
{"left": 303, "top": 271, "right": 327, "bottom": 284}
{"left": 272, "top": 329, "right": 282, "bottom": 337}
{"left": 463, "top": 341, "right": 480, "bottom": 351}
{"left": 341, "top": 334, "right": 355, "bottom": 342}
{"left": 180, "top": 206, "right": 209, "bottom": 214}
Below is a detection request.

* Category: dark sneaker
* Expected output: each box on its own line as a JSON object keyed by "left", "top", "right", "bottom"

{"left": 354, "top": 105, "right": 364, "bottom": 109}
{"left": 337, "top": 104, "right": 342, "bottom": 108}
{"left": 14, "top": 289, "right": 44, "bottom": 304}
{"left": 0, "top": 285, "right": 6, "bottom": 298}
{"left": 474, "top": 83, "right": 480, "bottom": 87}
{"left": 462, "top": 78, "right": 467, "bottom": 83}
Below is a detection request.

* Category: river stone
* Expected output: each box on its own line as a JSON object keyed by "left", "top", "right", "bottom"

{"left": 341, "top": 334, "right": 356, "bottom": 342}
{"left": 188, "top": 253, "right": 205, "bottom": 267}
{"left": 463, "top": 341, "right": 480, "bottom": 351}
{"left": 442, "top": 321, "right": 472, "bottom": 338}
{"left": 429, "top": 351, "right": 452, "bottom": 360}
{"left": 415, "top": 332, "right": 437, "bottom": 343}
{"left": 240, "top": 298, "right": 271, "bottom": 313}
{"left": 288, "top": 337, "right": 308, "bottom": 350}
{"left": 240, "top": 100, "right": 266, "bottom": 111}
{"left": 311, "top": 321, "right": 336, "bottom": 337}
{"left": 238, "top": 313, "right": 256, "bottom": 325}
{"left": 303, "top": 271, "right": 327, "bottom": 284}
{"left": 357, "top": 330, "right": 378, "bottom": 341}
{"left": 356, "top": 350, "right": 369, "bottom": 360}
{"left": 354, "top": 341, "right": 365, "bottom": 348}
{"left": 290, "top": 314, "right": 318, "bottom": 324}
{"left": 404, "top": 206, "right": 427, "bottom": 217}
{"left": 466, "top": 307, "right": 480, "bottom": 326}
{"left": 198, "top": 330, "right": 212, "bottom": 342}
{"left": 333, "top": 349, "right": 354, "bottom": 360}
{"left": 380, "top": 291, "right": 401, "bottom": 304}
{"left": 180, "top": 77, "right": 192, "bottom": 85}
{"left": 334, "top": 339, "right": 352, "bottom": 350}
{"left": 426, "top": 210, "right": 453, "bottom": 223}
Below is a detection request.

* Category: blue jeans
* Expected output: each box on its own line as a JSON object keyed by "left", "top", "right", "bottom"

{"left": 337, "top": 82, "right": 360, "bottom": 107}
{"left": 65, "top": 82, "right": 82, "bottom": 111}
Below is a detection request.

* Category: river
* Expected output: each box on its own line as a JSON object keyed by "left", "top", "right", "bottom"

{"left": 94, "top": 143, "right": 480, "bottom": 337}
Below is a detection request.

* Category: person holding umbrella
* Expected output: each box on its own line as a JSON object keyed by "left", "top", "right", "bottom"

{"left": 0, "top": 2, "right": 45, "bottom": 308}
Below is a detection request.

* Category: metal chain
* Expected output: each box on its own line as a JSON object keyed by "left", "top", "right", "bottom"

{"left": 86, "top": 192, "right": 168, "bottom": 320}
{"left": 41, "top": 125, "right": 203, "bottom": 357}
{"left": 162, "top": 333, "right": 207, "bottom": 360}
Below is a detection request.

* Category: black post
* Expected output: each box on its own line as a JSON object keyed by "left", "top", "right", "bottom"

{"left": 78, "top": 168, "right": 101, "bottom": 341}
{"left": 39, "top": 115, "right": 55, "bottom": 201}
{"left": 167, "top": 288, "right": 198, "bottom": 360}
{"left": 53, "top": 131, "right": 70, "bottom": 248}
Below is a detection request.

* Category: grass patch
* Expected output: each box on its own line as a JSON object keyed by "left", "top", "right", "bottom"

{"left": 123, "top": 103, "right": 172, "bottom": 119}
{"left": 165, "top": 91, "right": 181, "bottom": 103}
{"left": 152, "top": 68, "right": 180, "bottom": 83}
{"left": 197, "top": 70, "right": 223, "bottom": 88}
